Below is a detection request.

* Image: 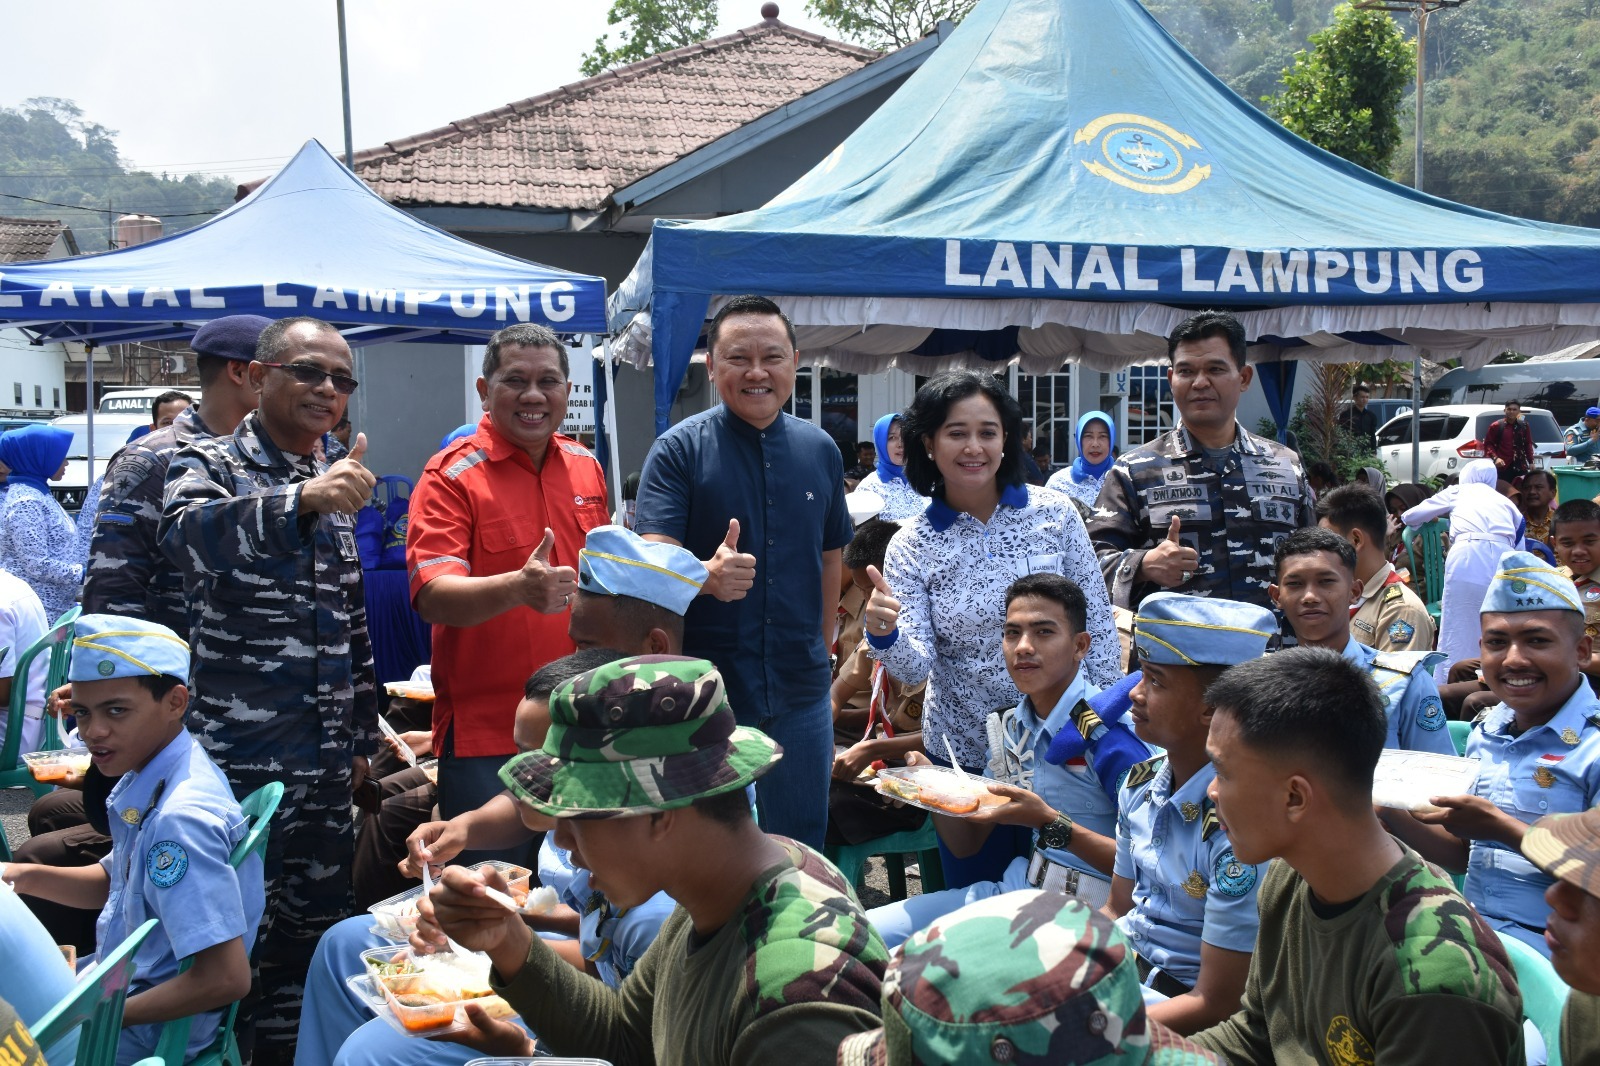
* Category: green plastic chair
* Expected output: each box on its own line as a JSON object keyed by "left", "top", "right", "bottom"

{"left": 149, "top": 781, "right": 283, "bottom": 1066}
{"left": 825, "top": 816, "right": 946, "bottom": 902}
{"left": 1497, "top": 930, "right": 1569, "bottom": 1066}
{"left": 1401, "top": 520, "right": 1447, "bottom": 624}
{"left": 31, "top": 918, "right": 159, "bottom": 1066}
{"left": 1448, "top": 720, "right": 1472, "bottom": 756}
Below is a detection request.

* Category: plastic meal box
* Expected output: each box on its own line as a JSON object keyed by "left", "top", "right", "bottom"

{"left": 368, "top": 860, "right": 537, "bottom": 939}
{"left": 22, "top": 750, "right": 91, "bottom": 782}
{"left": 1371, "top": 750, "right": 1481, "bottom": 813}
{"left": 466, "top": 1059, "right": 615, "bottom": 1065}
{"left": 872, "top": 764, "right": 1008, "bottom": 818}
{"left": 344, "top": 971, "right": 472, "bottom": 1038}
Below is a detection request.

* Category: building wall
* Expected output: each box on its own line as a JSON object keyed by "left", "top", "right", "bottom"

{"left": 0, "top": 329, "right": 69, "bottom": 415}
{"left": 348, "top": 341, "right": 478, "bottom": 485}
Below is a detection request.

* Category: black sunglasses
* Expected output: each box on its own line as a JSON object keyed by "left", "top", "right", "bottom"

{"left": 259, "top": 361, "right": 360, "bottom": 395}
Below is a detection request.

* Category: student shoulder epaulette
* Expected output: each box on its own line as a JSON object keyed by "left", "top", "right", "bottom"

{"left": 1201, "top": 797, "right": 1222, "bottom": 843}
{"left": 1124, "top": 755, "right": 1164, "bottom": 790}
{"left": 1381, "top": 584, "right": 1405, "bottom": 605}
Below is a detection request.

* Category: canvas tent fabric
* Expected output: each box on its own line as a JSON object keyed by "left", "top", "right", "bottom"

{"left": 611, "top": 0, "right": 1600, "bottom": 433}
{"left": 0, "top": 139, "right": 607, "bottom": 345}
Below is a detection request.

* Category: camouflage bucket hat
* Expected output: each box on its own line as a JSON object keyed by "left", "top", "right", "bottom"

{"left": 1522, "top": 806, "right": 1600, "bottom": 900}
{"left": 499, "top": 655, "right": 781, "bottom": 818}
{"left": 837, "top": 891, "right": 1217, "bottom": 1066}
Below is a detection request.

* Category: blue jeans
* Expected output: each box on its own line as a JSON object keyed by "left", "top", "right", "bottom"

{"left": 750, "top": 697, "right": 833, "bottom": 850}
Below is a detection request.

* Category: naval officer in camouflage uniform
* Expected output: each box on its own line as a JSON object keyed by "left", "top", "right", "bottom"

{"left": 425, "top": 654, "right": 888, "bottom": 1065}
{"left": 83, "top": 314, "right": 269, "bottom": 629}
{"left": 838, "top": 890, "right": 1218, "bottom": 1065}
{"left": 159, "top": 316, "right": 378, "bottom": 1062}
{"left": 1088, "top": 311, "right": 1314, "bottom": 612}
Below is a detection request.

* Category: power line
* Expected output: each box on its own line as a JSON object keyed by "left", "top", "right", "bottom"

{"left": 0, "top": 192, "right": 226, "bottom": 217}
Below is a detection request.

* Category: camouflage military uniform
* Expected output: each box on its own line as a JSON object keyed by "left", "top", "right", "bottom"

{"left": 839, "top": 889, "right": 1217, "bottom": 1065}
{"left": 82, "top": 405, "right": 215, "bottom": 631}
{"left": 1191, "top": 846, "right": 1524, "bottom": 1064}
{"left": 158, "top": 409, "right": 378, "bottom": 1052}
{"left": 1088, "top": 422, "right": 1314, "bottom": 611}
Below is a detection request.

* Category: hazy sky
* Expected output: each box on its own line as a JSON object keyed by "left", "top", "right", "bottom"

{"left": 5, "top": 1, "right": 830, "bottom": 187}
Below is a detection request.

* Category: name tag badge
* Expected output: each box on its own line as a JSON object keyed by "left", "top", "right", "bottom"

{"left": 338, "top": 530, "right": 359, "bottom": 562}
{"left": 329, "top": 512, "right": 354, "bottom": 529}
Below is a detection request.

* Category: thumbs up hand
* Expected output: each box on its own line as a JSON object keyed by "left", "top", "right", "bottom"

{"left": 863, "top": 564, "right": 902, "bottom": 638}
{"left": 1138, "top": 514, "right": 1202, "bottom": 588}
{"left": 703, "top": 518, "right": 758, "bottom": 601}
{"left": 521, "top": 527, "right": 579, "bottom": 613}
{"left": 301, "top": 431, "right": 377, "bottom": 515}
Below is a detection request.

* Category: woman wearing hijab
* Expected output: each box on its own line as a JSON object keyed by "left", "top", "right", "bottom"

{"left": 1401, "top": 458, "right": 1524, "bottom": 681}
{"left": 0, "top": 424, "right": 81, "bottom": 625}
{"left": 1046, "top": 410, "right": 1115, "bottom": 506}
{"left": 1357, "top": 465, "right": 1387, "bottom": 492}
{"left": 854, "top": 412, "right": 927, "bottom": 521}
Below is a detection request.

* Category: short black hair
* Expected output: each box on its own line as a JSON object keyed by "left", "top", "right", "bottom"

{"left": 1504, "top": 399, "right": 1522, "bottom": 408}
{"left": 525, "top": 648, "right": 627, "bottom": 702}
{"left": 1316, "top": 484, "right": 1388, "bottom": 548}
{"left": 1206, "top": 646, "right": 1386, "bottom": 805}
{"left": 1307, "top": 461, "right": 1338, "bottom": 485}
{"left": 1552, "top": 498, "right": 1600, "bottom": 540}
{"left": 1352, "top": 383, "right": 1371, "bottom": 396}
{"left": 900, "top": 370, "right": 1027, "bottom": 496}
{"left": 689, "top": 785, "right": 756, "bottom": 827}
{"left": 1005, "top": 573, "right": 1088, "bottom": 634}
{"left": 482, "top": 323, "right": 569, "bottom": 380}
{"left": 1520, "top": 469, "right": 1556, "bottom": 491}
{"left": 842, "top": 518, "right": 900, "bottom": 571}
{"left": 706, "top": 294, "right": 796, "bottom": 355}
{"left": 133, "top": 674, "right": 186, "bottom": 701}
{"left": 1166, "top": 310, "right": 1246, "bottom": 369}
{"left": 150, "top": 390, "right": 191, "bottom": 421}
{"left": 195, "top": 354, "right": 232, "bottom": 388}
{"left": 255, "top": 316, "right": 343, "bottom": 362}
{"left": 576, "top": 590, "right": 686, "bottom": 649}
{"left": 1274, "top": 526, "right": 1357, "bottom": 578}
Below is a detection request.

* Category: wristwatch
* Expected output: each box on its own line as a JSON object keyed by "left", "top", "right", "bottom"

{"left": 1037, "top": 812, "right": 1075, "bottom": 850}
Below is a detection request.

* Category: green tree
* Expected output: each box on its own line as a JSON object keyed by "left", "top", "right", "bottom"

{"left": 580, "top": 0, "right": 720, "bottom": 76}
{"left": 1269, "top": 3, "right": 1415, "bottom": 173}
{"left": 805, "top": 0, "right": 974, "bottom": 49}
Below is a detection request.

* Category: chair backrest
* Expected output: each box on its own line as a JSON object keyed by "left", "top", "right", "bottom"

{"left": 1448, "top": 719, "right": 1471, "bottom": 756}
{"left": 150, "top": 782, "right": 283, "bottom": 1065}
{"left": 31, "top": 918, "right": 159, "bottom": 1066}
{"left": 1403, "top": 520, "right": 1448, "bottom": 610}
{"left": 2, "top": 606, "right": 81, "bottom": 771}
{"left": 1497, "top": 931, "right": 1569, "bottom": 1066}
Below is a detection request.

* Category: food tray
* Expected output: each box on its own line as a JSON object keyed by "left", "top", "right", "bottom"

{"left": 466, "top": 1059, "right": 613, "bottom": 1065}
{"left": 22, "top": 750, "right": 90, "bottom": 782}
{"left": 1372, "top": 750, "right": 1481, "bottom": 813}
{"left": 384, "top": 681, "right": 436, "bottom": 701}
{"left": 367, "top": 885, "right": 425, "bottom": 941}
{"left": 469, "top": 860, "right": 532, "bottom": 904}
{"left": 345, "top": 973, "right": 471, "bottom": 1037}
{"left": 872, "top": 764, "right": 1010, "bottom": 818}
{"left": 347, "top": 950, "right": 514, "bottom": 1038}
{"left": 359, "top": 944, "right": 419, "bottom": 978}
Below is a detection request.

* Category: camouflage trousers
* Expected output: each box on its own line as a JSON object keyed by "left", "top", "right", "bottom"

{"left": 242, "top": 778, "right": 357, "bottom": 1054}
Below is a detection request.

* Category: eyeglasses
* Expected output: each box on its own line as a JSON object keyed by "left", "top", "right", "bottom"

{"left": 259, "top": 361, "right": 360, "bottom": 395}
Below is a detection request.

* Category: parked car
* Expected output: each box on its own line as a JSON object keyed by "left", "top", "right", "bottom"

{"left": 1376, "top": 405, "right": 1565, "bottom": 483}
{"left": 1425, "top": 362, "right": 1600, "bottom": 428}
{"left": 47, "top": 412, "right": 150, "bottom": 511}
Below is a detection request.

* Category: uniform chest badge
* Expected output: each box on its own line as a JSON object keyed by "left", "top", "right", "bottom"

{"left": 121, "top": 807, "right": 142, "bottom": 826}
{"left": 1533, "top": 766, "right": 1556, "bottom": 789}
{"left": 1181, "top": 870, "right": 1208, "bottom": 899}
{"left": 146, "top": 840, "right": 189, "bottom": 888}
{"left": 1180, "top": 801, "right": 1200, "bottom": 822}
{"left": 1562, "top": 728, "right": 1581, "bottom": 746}
{"left": 1584, "top": 585, "right": 1600, "bottom": 602}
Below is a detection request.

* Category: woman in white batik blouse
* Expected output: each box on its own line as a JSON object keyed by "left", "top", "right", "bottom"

{"left": 0, "top": 424, "right": 81, "bottom": 626}
{"left": 1045, "top": 410, "right": 1116, "bottom": 508}
{"left": 862, "top": 371, "right": 1120, "bottom": 770}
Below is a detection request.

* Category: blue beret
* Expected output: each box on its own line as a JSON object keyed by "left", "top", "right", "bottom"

{"left": 191, "top": 314, "right": 273, "bottom": 362}
{"left": 1133, "top": 592, "right": 1277, "bottom": 667}
{"left": 578, "top": 526, "right": 707, "bottom": 616}
{"left": 69, "top": 614, "right": 190, "bottom": 683}
{"left": 1587, "top": 407, "right": 1600, "bottom": 419}
{"left": 1480, "top": 550, "right": 1581, "bottom": 615}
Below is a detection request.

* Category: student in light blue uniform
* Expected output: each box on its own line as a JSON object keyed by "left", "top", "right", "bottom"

{"left": 0, "top": 882, "right": 80, "bottom": 1066}
{"left": 1, "top": 615, "right": 264, "bottom": 1066}
{"left": 867, "top": 573, "right": 1152, "bottom": 948}
{"left": 1269, "top": 527, "right": 1454, "bottom": 755}
{"left": 1111, "top": 592, "right": 1274, "bottom": 1035}
{"left": 1388, "top": 549, "right": 1600, "bottom": 958}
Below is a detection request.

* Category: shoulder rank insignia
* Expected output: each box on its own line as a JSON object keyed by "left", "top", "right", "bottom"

{"left": 1534, "top": 766, "right": 1556, "bottom": 789}
{"left": 1182, "top": 871, "right": 1208, "bottom": 899}
{"left": 1124, "top": 756, "right": 1163, "bottom": 790}
{"left": 1200, "top": 803, "right": 1222, "bottom": 843}
{"left": 1382, "top": 585, "right": 1404, "bottom": 604}
{"left": 1069, "top": 700, "right": 1105, "bottom": 742}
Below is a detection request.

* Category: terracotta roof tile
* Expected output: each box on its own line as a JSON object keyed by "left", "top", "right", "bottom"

{"left": 0, "top": 216, "right": 71, "bottom": 263}
{"left": 351, "top": 21, "right": 880, "bottom": 212}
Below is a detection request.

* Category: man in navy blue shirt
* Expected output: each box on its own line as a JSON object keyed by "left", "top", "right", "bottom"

{"left": 636, "top": 295, "right": 854, "bottom": 849}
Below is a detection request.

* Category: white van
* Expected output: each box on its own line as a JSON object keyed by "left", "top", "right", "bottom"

{"left": 97, "top": 386, "right": 200, "bottom": 419}
{"left": 1376, "top": 404, "right": 1565, "bottom": 483}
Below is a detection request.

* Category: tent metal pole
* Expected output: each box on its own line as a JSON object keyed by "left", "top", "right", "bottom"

{"left": 337, "top": 0, "right": 355, "bottom": 167}
{"left": 1412, "top": 352, "right": 1422, "bottom": 480}
{"left": 85, "top": 342, "right": 96, "bottom": 506}
{"left": 600, "top": 336, "right": 625, "bottom": 509}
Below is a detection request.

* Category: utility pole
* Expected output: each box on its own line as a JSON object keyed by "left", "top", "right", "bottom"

{"left": 337, "top": 0, "right": 355, "bottom": 167}
{"left": 1354, "top": 0, "right": 1467, "bottom": 480}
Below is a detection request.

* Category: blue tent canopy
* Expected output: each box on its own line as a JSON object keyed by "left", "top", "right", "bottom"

{"left": 0, "top": 139, "right": 607, "bottom": 345}
{"left": 611, "top": 0, "right": 1600, "bottom": 433}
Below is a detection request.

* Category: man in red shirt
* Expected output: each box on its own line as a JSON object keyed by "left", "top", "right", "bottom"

{"left": 1483, "top": 399, "right": 1535, "bottom": 482}
{"left": 406, "top": 323, "right": 608, "bottom": 864}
